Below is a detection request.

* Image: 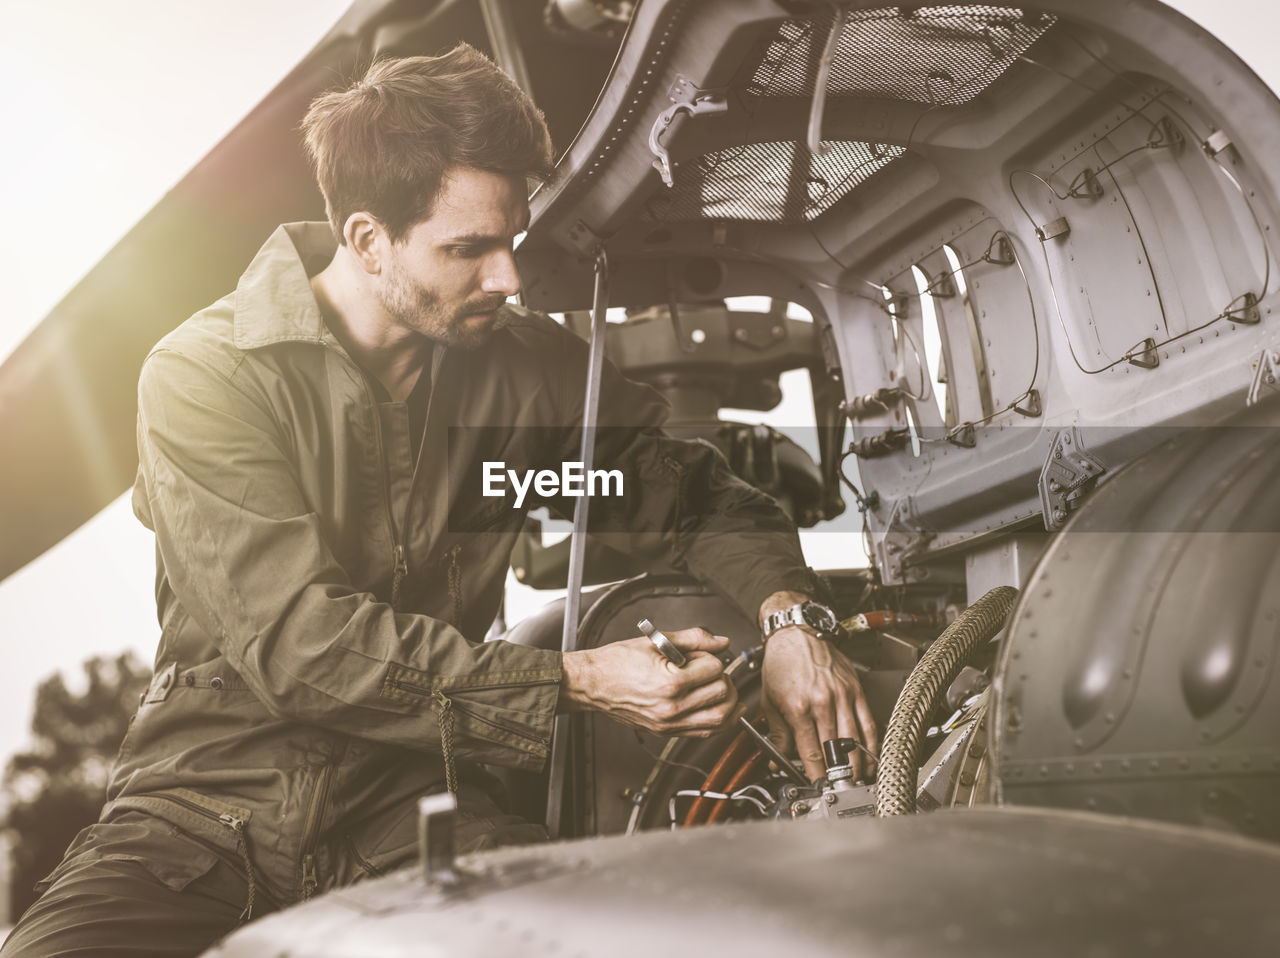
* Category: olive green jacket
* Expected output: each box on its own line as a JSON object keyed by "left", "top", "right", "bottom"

{"left": 107, "top": 223, "right": 814, "bottom": 904}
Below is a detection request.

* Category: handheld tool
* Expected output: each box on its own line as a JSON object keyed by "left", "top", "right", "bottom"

{"left": 637, "top": 618, "right": 687, "bottom": 668}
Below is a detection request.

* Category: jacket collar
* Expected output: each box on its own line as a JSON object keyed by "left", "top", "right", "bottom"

{"left": 233, "top": 222, "right": 338, "bottom": 351}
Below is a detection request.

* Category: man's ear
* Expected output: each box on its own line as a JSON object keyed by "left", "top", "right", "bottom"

{"left": 342, "top": 213, "right": 385, "bottom": 275}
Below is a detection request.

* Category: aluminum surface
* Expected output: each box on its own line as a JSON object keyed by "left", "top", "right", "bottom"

{"left": 205, "top": 807, "right": 1280, "bottom": 958}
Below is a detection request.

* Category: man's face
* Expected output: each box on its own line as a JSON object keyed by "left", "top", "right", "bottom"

{"left": 377, "top": 167, "right": 530, "bottom": 349}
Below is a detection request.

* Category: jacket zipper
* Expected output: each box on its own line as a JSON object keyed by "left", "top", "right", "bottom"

{"left": 388, "top": 677, "right": 560, "bottom": 746}
{"left": 362, "top": 373, "right": 431, "bottom": 612}
{"left": 364, "top": 381, "right": 408, "bottom": 610}
{"left": 389, "top": 676, "right": 561, "bottom": 697}
{"left": 301, "top": 855, "right": 318, "bottom": 903}
{"left": 143, "top": 793, "right": 256, "bottom": 921}
{"left": 299, "top": 764, "right": 334, "bottom": 902}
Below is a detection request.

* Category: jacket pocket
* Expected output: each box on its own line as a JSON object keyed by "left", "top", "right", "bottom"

{"left": 34, "top": 814, "right": 221, "bottom": 896}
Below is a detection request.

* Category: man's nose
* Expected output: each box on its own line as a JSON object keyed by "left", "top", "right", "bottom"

{"left": 480, "top": 250, "right": 521, "bottom": 299}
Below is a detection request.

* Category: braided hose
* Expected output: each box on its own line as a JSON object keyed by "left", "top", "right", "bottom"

{"left": 874, "top": 586, "right": 1019, "bottom": 817}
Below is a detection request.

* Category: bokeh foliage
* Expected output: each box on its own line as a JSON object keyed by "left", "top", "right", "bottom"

{"left": 2, "top": 653, "right": 150, "bottom": 918}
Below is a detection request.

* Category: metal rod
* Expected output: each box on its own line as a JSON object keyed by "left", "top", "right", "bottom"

{"left": 806, "top": 3, "right": 847, "bottom": 157}
{"left": 478, "top": 0, "right": 535, "bottom": 95}
{"left": 737, "top": 715, "right": 809, "bottom": 787}
{"left": 545, "top": 247, "right": 610, "bottom": 839}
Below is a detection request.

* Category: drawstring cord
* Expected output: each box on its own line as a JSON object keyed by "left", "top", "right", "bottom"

{"left": 220, "top": 814, "right": 256, "bottom": 922}
{"left": 432, "top": 689, "right": 459, "bottom": 796}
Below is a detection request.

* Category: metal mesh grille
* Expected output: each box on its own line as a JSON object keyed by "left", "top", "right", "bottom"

{"left": 646, "top": 140, "right": 905, "bottom": 223}
{"left": 746, "top": 5, "right": 1054, "bottom": 106}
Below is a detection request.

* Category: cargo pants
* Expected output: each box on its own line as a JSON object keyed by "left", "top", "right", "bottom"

{"left": 1, "top": 785, "right": 545, "bottom": 958}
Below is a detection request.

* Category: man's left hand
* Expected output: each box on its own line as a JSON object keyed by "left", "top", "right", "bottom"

{"left": 759, "top": 624, "right": 878, "bottom": 784}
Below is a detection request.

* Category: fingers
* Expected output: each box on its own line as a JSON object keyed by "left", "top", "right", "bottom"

{"left": 835, "top": 686, "right": 864, "bottom": 783}
{"left": 674, "top": 648, "right": 728, "bottom": 684}
{"left": 792, "top": 717, "right": 826, "bottom": 783}
{"left": 758, "top": 632, "right": 880, "bottom": 784}
{"left": 852, "top": 678, "right": 879, "bottom": 779}
{"left": 668, "top": 696, "right": 745, "bottom": 737}
{"left": 664, "top": 627, "right": 730, "bottom": 654}
{"left": 675, "top": 673, "right": 736, "bottom": 715}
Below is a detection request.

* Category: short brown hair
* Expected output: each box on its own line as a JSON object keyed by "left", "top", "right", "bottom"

{"left": 301, "top": 44, "right": 554, "bottom": 244}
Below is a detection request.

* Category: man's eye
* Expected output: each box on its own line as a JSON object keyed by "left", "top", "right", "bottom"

{"left": 447, "top": 246, "right": 481, "bottom": 258}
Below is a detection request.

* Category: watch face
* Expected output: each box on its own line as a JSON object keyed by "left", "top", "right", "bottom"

{"left": 801, "top": 601, "right": 838, "bottom": 634}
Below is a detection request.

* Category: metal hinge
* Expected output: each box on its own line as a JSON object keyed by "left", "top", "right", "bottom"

{"left": 648, "top": 74, "right": 729, "bottom": 188}
{"left": 1038, "top": 426, "right": 1106, "bottom": 530}
{"left": 1203, "top": 129, "right": 1232, "bottom": 156}
{"left": 1037, "top": 216, "right": 1070, "bottom": 242}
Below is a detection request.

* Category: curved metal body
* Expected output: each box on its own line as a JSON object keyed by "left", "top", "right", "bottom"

{"left": 205, "top": 807, "right": 1280, "bottom": 957}
{"left": 993, "top": 398, "right": 1280, "bottom": 839}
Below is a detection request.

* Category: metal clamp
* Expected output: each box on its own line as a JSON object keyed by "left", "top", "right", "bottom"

{"left": 637, "top": 618, "right": 687, "bottom": 668}
{"left": 648, "top": 74, "right": 729, "bottom": 188}
{"left": 418, "top": 793, "right": 461, "bottom": 888}
{"left": 1038, "top": 426, "right": 1105, "bottom": 530}
{"left": 1247, "top": 347, "right": 1280, "bottom": 406}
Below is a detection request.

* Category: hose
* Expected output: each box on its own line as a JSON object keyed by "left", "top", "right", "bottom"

{"left": 684, "top": 728, "right": 754, "bottom": 826}
{"left": 874, "top": 586, "right": 1019, "bottom": 817}
{"left": 705, "top": 750, "right": 768, "bottom": 825}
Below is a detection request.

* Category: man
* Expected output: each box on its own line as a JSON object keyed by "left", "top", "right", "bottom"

{"left": 3, "top": 45, "right": 874, "bottom": 957}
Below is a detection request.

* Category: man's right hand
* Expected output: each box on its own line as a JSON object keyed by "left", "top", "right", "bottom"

{"left": 559, "top": 628, "right": 741, "bottom": 737}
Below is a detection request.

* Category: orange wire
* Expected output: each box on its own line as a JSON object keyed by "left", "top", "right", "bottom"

{"left": 683, "top": 729, "right": 752, "bottom": 826}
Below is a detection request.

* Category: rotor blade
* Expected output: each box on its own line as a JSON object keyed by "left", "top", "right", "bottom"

{"left": 0, "top": 9, "right": 381, "bottom": 582}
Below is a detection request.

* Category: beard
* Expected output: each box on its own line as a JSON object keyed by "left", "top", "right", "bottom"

{"left": 379, "top": 261, "right": 505, "bottom": 350}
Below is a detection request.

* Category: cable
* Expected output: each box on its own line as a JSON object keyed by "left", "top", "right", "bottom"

{"left": 667, "top": 788, "right": 773, "bottom": 827}
{"left": 894, "top": 319, "right": 932, "bottom": 403}
{"left": 1011, "top": 152, "right": 1272, "bottom": 375}
{"left": 1012, "top": 26, "right": 1274, "bottom": 373}
{"left": 1055, "top": 26, "right": 1207, "bottom": 144}
{"left": 632, "top": 731, "right": 709, "bottom": 781}
{"left": 706, "top": 750, "right": 768, "bottom": 824}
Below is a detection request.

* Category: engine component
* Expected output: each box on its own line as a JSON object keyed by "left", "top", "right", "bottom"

{"left": 823, "top": 737, "right": 860, "bottom": 788}
{"left": 840, "top": 387, "right": 903, "bottom": 421}
{"left": 781, "top": 695, "right": 988, "bottom": 822}
{"left": 841, "top": 609, "right": 943, "bottom": 632}
{"left": 848, "top": 428, "right": 911, "bottom": 459}
{"left": 875, "top": 586, "right": 1018, "bottom": 817}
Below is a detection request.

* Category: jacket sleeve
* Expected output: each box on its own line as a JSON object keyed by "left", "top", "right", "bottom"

{"left": 136, "top": 346, "right": 561, "bottom": 769}
{"left": 544, "top": 327, "right": 821, "bottom": 624}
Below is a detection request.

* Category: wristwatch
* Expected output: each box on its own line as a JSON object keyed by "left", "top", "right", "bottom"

{"left": 762, "top": 600, "right": 840, "bottom": 640}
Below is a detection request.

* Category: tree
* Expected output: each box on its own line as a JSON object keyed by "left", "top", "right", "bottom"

{"left": 1, "top": 653, "right": 151, "bottom": 919}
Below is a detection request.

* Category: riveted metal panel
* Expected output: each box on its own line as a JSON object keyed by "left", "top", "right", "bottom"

{"left": 993, "top": 409, "right": 1280, "bottom": 840}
